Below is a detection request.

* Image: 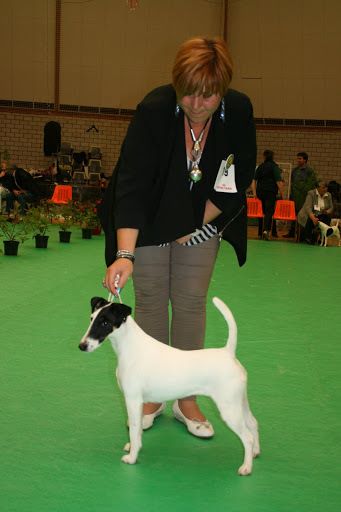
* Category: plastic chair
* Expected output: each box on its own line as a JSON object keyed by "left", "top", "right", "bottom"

{"left": 247, "top": 197, "right": 264, "bottom": 218}
{"left": 247, "top": 197, "right": 264, "bottom": 235}
{"left": 49, "top": 185, "right": 72, "bottom": 205}
{"left": 88, "top": 172, "right": 101, "bottom": 184}
{"left": 73, "top": 171, "right": 86, "bottom": 184}
{"left": 89, "top": 147, "right": 102, "bottom": 159}
{"left": 272, "top": 200, "right": 297, "bottom": 239}
{"left": 89, "top": 159, "right": 102, "bottom": 173}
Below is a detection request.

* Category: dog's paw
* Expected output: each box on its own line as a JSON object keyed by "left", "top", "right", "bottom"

{"left": 238, "top": 463, "right": 252, "bottom": 476}
{"left": 121, "top": 453, "right": 137, "bottom": 464}
{"left": 123, "top": 442, "right": 130, "bottom": 452}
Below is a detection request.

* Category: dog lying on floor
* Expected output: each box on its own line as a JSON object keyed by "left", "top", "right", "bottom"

{"left": 318, "top": 220, "right": 341, "bottom": 247}
{"left": 79, "top": 296, "right": 260, "bottom": 475}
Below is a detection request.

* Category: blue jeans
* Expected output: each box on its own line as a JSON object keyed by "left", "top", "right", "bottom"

{"left": 5, "top": 192, "right": 34, "bottom": 214}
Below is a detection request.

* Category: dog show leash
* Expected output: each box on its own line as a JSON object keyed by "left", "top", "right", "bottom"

{"left": 107, "top": 274, "right": 123, "bottom": 304}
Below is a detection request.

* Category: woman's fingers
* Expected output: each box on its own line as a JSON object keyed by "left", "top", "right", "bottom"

{"left": 104, "top": 260, "right": 134, "bottom": 294}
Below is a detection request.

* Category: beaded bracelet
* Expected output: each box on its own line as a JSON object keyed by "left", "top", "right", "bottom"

{"left": 116, "top": 249, "right": 135, "bottom": 263}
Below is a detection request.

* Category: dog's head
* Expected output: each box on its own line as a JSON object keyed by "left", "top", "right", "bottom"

{"left": 79, "top": 297, "right": 132, "bottom": 352}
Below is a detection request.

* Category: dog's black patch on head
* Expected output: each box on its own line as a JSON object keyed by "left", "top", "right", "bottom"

{"left": 91, "top": 297, "right": 110, "bottom": 312}
{"left": 88, "top": 302, "right": 132, "bottom": 344}
{"left": 106, "top": 303, "right": 132, "bottom": 328}
{"left": 326, "top": 228, "right": 333, "bottom": 237}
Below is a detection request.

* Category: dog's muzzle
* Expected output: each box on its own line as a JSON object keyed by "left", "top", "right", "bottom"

{"left": 78, "top": 336, "right": 100, "bottom": 352}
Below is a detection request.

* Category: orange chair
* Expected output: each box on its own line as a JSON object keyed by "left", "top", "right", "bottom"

{"left": 247, "top": 197, "right": 264, "bottom": 218}
{"left": 49, "top": 185, "right": 72, "bottom": 205}
{"left": 272, "top": 200, "right": 297, "bottom": 239}
{"left": 246, "top": 197, "right": 264, "bottom": 235}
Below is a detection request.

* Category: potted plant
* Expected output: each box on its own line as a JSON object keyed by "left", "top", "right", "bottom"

{"left": 74, "top": 202, "right": 99, "bottom": 239}
{"left": 52, "top": 201, "right": 75, "bottom": 243}
{"left": 92, "top": 199, "right": 102, "bottom": 235}
{"left": 0, "top": 212, "right": 30, "bottom": 256}
{"left": 26, "top": 203, "right": 51, "bottom": 248}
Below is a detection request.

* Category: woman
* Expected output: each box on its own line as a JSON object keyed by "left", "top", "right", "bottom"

{"left": 252, "top": 150, "right": 284, "bottom": 240}
{"left": 100, "top": 37, "right": 256, "bottom": 437}
{"left": 297, "top": 180, "right": 333, "bottom": 244}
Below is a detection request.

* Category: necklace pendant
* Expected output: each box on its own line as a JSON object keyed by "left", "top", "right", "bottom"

{"left": 189, "top": 162, "right": 202, "bottom": 183}
{"left": 191, "top": 148, "right": 201, "bottom": 160}
{"left": 191, "top": 141, "right": 201, "bottom": 160}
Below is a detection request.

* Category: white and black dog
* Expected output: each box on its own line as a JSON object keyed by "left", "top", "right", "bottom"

{"left": 79, "top": 297, "right": 260, "bottom": 475}
{"left": 318, "top": 220, "right": 341, "bottom": 247}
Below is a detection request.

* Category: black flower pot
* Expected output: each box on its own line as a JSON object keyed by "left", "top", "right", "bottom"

{"left": 35, "top": 234, "right": 49, "bottom": 248}
{"left": 3, "top": 240, "right": 20, "bottom": 256}
{"left": 82, "top": 228, "right": 92, "bottom": 239}
{"left": 59, "top": 230, "right": 72, "bottom": 243}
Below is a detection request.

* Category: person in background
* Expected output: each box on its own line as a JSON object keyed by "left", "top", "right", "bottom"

{"left": 283, "top": 151, "right": 316, "bottom": 238}
{"left": 0, "top": 161, "right": 10, "bottom": 211}
{"left": 252, "top": 150, "right": 284, "bottom": 240}
{"left": 297, "top": 180, "right": 333, "bottom": 244}
{"left": 100, "top": 37, "right": 256, "bottom": 438}
{"left": 0, "top": 164, "right": 40, "bottom": 215}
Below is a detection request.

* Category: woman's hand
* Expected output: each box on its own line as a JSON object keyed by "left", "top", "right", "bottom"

{"left": 175, "top": 234, "right": 193, "bottom": 244}
{"left": 104, "top": 258, "right": 134, "bottom": 294}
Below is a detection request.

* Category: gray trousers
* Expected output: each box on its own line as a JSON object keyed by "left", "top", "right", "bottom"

{"left": 133, "top": 236, "right": 220, "bottom": 351}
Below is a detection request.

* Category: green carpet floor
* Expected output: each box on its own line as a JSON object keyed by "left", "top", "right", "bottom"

{"left": 1, "top": 227, "right": 340, "bottom": 512}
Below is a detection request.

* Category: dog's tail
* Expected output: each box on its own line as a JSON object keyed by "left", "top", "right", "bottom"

{"left": 212, "top": 297, "right": 237, "bottom": 356}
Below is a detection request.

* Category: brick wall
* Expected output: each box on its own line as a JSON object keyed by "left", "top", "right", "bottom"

{"left": 1, "top": 111, "right": 340, "bottom": 183}
{"left": 257, "top": 128, "right": 341, "bottom": 183}
{"left": 0, "top": 111, "right": 130, "bottom": 174}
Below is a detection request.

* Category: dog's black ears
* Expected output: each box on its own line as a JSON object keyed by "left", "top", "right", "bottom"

{"left": 90, "top": 297, "right": 132, "bottom": 323}
{"left": 91, "top": 296, "right": 109, "bottom": 312}
{"left": 113, "top": 303, "right": 132, "bottom": 321}
{"left": 106, "top": 302, "right": 132, "bottom": 329}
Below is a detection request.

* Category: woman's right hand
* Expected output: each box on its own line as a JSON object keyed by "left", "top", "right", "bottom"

{"left": 104, "top": 258, "right": 134, "bottom": 295}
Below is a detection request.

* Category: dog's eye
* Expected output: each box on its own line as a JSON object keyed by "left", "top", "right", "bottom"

{"left": 101, "top": 320, "right": 109, "bottom": 327}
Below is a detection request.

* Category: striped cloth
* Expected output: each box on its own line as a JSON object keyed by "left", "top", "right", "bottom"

{"left": 159, "top": 223, "right": 218, "bottom": 248}
{"left": 184, "top": 223, "right": 218, "bottom": 246}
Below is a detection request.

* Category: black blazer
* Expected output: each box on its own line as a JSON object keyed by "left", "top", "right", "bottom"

{"left": 99, "top": 85, "right": 256, "bottom": 266}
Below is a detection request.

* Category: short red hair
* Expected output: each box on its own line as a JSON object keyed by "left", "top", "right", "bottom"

{"left": 172, "top": 37, "right": 233, "bottom": 99}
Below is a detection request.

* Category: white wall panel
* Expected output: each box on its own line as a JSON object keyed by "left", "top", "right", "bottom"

{"left": 228, "top": 0, "right": 341, "bottom": 119}
{"left": 0, "top": 0, "right": 55, "bottom": 102}
{"left": 59, "top": 0, "right": 224, "bottom": 109}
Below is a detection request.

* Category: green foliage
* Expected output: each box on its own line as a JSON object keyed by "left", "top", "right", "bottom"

{"left": 73, "top": 201, "right": 99, "bottom": 229}
{"left": 25, "top": 203, "right": 51, "bottom": 236}
{"left": 52, "top": 201, "right": 75, "bottom": 231}
{"left": 0, "top": 213, "right": 30, "bottom": 243}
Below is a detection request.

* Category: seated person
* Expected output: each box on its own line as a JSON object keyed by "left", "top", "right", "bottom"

{"left": 297, "top": 180, "right": 333, "bottom": 244}
{"left": 0, "top": 164, "right": 40, "bottom": 215}
{"left": 0, "top": 161, "right": 10, "bottom": 209}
